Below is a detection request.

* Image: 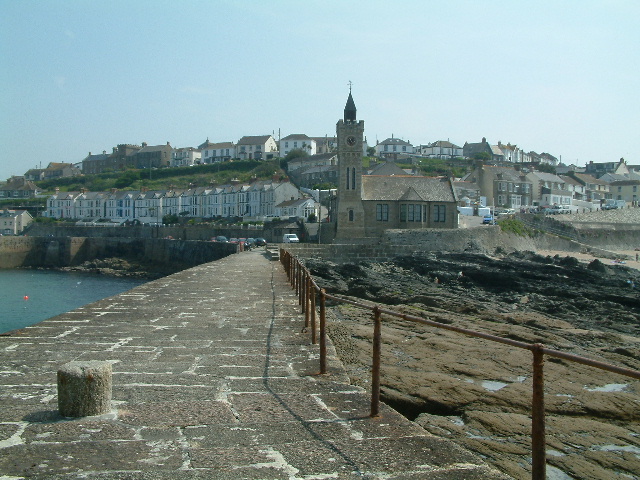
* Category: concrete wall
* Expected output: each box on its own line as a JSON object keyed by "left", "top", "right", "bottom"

{"left": 0, "top": 236, "right": 237, "bottom": 270}
{"left": 282, "top": 226, "right": 618, "bottom": 264}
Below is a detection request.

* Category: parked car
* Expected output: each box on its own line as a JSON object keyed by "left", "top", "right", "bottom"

{"left": 254, "top": 237, "right": 267, "bottom": 246}
{"left": 282, "top": 233, "right": 299, "bottom": 243}
{"left": 482, "top": 215, "right": 496, "bottom": 225}
{"left": 213, "top": 236, "right": 228, "bottom": 243}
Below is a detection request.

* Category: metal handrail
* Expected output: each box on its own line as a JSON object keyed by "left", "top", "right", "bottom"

{"left": 279, "top": 249, "right": 640, "bottom": 480}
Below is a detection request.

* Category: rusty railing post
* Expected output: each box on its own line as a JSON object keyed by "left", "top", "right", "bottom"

{"left": 310, "top": 283, "right": 317, "bottom": 344}
{"left": 371, "top": 306, "right": 382, "bottom": 417}
{"left": 304, "top": 275, "right": 310, "bottom": 326}
{"left": 296, "top": 260, "right": 304, "bottom": 306}
{"left": 319, "top": 288, "right": 327, "bottom": 374}
{"left": 531, "top": 344, "right": 546, "bottom": 480}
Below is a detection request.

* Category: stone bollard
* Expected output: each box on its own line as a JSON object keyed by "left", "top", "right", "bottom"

{"left": 57, "top": 361, "right": 112, "bottom": 417}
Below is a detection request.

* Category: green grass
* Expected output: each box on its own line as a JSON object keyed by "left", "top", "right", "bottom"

{"left": 498, "top": 218, "right": 539, "bottom": 237}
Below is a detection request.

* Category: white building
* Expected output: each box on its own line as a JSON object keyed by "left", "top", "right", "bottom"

{"left": 0, "top": 209, "right": 32, "bottom": 235}
{"left": 419, "top": 140, "right": 463, "bottom": 158}
{"left": 201, "top": 142, "right": 235, "bottom": 163}
{"left": 172, "top": 147, "right": 201, "bottom": 167}
{"left": 236, "top": 135, "right": 278, "bottom": 160}
{"left": 376, "top": 137, "right": 414, "bottom": 158}
{"left": 275, "top": 197, "right": 317, "bottom": 219}
{"left": 280, "top": 134, "right": 317, "bottom": 157}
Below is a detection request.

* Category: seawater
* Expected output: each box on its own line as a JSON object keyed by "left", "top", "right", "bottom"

{"left": 0, "top": 269, "right": 147, "bottom": 334}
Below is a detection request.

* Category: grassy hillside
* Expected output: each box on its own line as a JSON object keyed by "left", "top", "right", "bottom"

{"left": 36, "top": 160, "right": 287, "bottom": 193}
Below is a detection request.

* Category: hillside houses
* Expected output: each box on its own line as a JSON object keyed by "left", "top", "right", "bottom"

{"left": 45, "top": 180, "right": 314, "bottom": 224}
{"left": 0, "top": 209, "right": 32, "bottom": 235}
{"left": 0, "top": 176, "right": 41, "bottom": 199}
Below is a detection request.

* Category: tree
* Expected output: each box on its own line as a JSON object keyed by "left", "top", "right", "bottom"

{"left": 535, "top": 163, "right": 556, "bottom": 174}
{"left": 473, "top": 152, "right": 491, "bottom": 162}
{"left": 367, "top": 146, "right": 376, "bottom": 157}
{"left": 162, "top": 213, "right": 179, "bottom": 225}
{"left": 284, "top": 149, "right": 308, "bottom": 162}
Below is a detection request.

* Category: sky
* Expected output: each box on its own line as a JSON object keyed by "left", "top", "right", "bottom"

{"left": 1, "top": 0, "right": 639, "bottom": 181}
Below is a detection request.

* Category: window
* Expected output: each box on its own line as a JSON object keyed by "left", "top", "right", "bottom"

{"left": 346, "top": 168, "right": 350, "bottom": 190}
{"left": 434, "top": 205, "right": 446, "bottom": 222}
{"left": 348, "top": 209, "right": 354, "bottom": 221}
{"left": 407, "top": 204, "right": 422, "bottom": 222}
{"left": 352, "top": 167, "right": 356, "bottom": 190}
{"left": 376, "top": 204, "right": 389, "bottom": 221}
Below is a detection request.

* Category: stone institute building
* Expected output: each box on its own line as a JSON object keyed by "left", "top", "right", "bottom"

{"left": 335, "top": 92, "right": 458, "bottom": 240}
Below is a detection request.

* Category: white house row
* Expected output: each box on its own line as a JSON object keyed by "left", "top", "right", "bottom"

{"left": 46, "top": 180, "right": 318, "bottom": 224}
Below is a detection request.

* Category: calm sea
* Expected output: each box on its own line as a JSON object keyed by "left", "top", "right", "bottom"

{"left": 0, "top": 269, "right": 147, "bottom": 334}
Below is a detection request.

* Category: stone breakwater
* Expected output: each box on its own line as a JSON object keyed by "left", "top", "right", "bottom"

{"left": 0, "top": 250, "right": 507, "bottom": 479}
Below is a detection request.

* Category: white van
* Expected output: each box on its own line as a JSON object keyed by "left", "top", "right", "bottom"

{"left": 282, "top": 233, "right": 299, "bottom": 243}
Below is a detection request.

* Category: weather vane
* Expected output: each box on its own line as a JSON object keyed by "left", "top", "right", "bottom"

{"left": 348, "top": 80, "right": 353, "bottom": 93}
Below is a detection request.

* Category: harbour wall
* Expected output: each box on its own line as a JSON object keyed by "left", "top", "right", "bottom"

{"left": 0, "top": 236, "right": 237, "bottom": 270}
{"left": 283, "top": 227, "right": 627, "bottom": 263}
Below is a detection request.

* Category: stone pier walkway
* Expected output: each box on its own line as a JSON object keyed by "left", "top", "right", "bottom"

{"left": 0, "top": 250, "right": 508, "bottom": 479}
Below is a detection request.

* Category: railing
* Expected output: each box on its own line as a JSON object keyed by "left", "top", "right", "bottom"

{"left": 279, "top": 248, "right": 640, "bottom": 480}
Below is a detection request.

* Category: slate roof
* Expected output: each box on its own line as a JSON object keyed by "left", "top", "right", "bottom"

{"left": 379, "top": 137, "right": 412, "bottom": 146}
{"left": 528, "top": 171, "right": 564, "bottom": 183}
{"left": 281, "top": 134, "right": 312, "bottom": 141}
{"left": 276, "top": 197, "right": 314, "bottom": 208}
{"left": 367, "top": 162, "right": 410, "bottom": 176}
{"left": 430, "top": 140, "right": 461, "bottom": 148}
{"left": 361, "top": 175, "right": 456, "bottom": 202}
{"left": 237, "top": 135, "right": 273, "bottom": 145}
{"left": 83, "top": 152, "right": 110, "bottom": 162}
{"left": 201, "top": 142, "right": 234, "bottom": 150}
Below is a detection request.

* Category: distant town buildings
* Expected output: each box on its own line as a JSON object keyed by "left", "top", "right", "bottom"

{"left": 0, "top": 209, "right": 32, "bottom": 235}
{"left": 44, "top": 179, "right": 317, "bottom": 224}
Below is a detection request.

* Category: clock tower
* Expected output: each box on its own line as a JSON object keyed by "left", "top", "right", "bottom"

{"left": 335, "top": 90, "right": 366, "bottom": 239}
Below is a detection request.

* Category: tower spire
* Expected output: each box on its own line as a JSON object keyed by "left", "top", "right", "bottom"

{"left": 344, "top": 83, "right": 356, "bottom": 123}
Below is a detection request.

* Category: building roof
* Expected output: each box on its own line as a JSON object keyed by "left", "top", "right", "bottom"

{"left": 361, "top": 175, "right": 456, "bottom": 202}
{"left": 0, "top": 209, "right": 31, "bottom": 219}
{"left": 276, "top": 197, "right": 314, "bottom": 208}
{"left": 300, "top": 165, "right": 339, "bottom": 175}
{"left": 237, "top": 135, "right": 273, "bottom": 145}
{"left": 528, "top": 171, "right": 564, "bottom": 183}
{"left": 570, "top": 172, "right": 609, "bottom": 186}
{"left": 201, "top": 141, "right": 235, "bottom": 150}
{"left": 610, "top": 179, "right": 640, "bottom": 186}
{"left": 367, "top": 161, "right": 409, "bottom": 176}
{"left": 0, "top": 177, "right": 40, "bottom": 191}
{"left": 429, "top": 140, "right": 461, "bottom": 149}
{"left": 490, "top": 145, "right": 504, "bottom": 156}
{"left": 378, "top": 137, "right": 412, "bottom": 146}
{"left": 558, "top": 175, "right": 582, "bottom": 187}
{"left": 281, "top": 134, "right": 312, "bottom": 141}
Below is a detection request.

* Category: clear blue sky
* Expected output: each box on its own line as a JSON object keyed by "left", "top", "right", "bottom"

{"left": 1, "top": 0, "right": 638, "bottom": 181}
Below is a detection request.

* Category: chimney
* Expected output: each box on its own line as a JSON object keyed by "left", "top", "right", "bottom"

{"left": 142, "top": 142, "right": 147, "bottom": 148}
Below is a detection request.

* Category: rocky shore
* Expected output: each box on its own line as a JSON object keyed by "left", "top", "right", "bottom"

{"left": 57, "top": 257, "right": 175, "bottom": 279}
{"left": 305, "top": 250, "right": 640, "bottom": 479}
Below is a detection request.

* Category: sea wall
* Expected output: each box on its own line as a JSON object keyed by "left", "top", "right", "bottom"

{"left": 282, "top": 227, "right": 618, "bottom": 263}
{"left": 0, "top": 236, "right": 237, "bottom": 270}
{"left": 24, "top": 224, "right": 265, "bottom": 241}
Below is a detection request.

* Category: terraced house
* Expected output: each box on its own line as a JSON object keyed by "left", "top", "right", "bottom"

{"left": 45, "top": 180, "right": 309, "bottom": 224}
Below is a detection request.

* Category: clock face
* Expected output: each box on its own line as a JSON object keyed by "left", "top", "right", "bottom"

{"left": 346, "top": 135, "right": 357, "bottom": 147}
